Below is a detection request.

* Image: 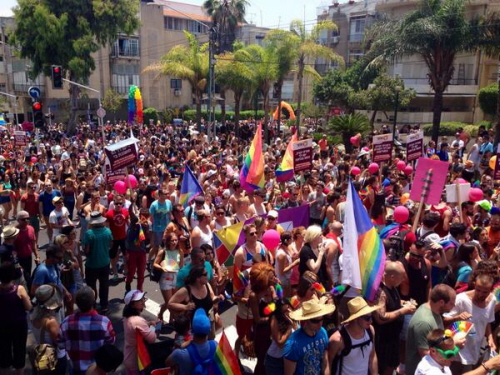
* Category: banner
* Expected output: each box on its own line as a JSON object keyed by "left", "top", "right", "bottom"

{"left": 445, "top": 183, "right": 471, "bottom": 203}
{"left": 406, "top": 131, "right": 424, "bottom": 161}
{"left": 104, "top": 160, "right": 126, "bottom": 185}
{"left": 293, "top": 138, "right": 313, "bottom": 173}
{"left": 372, "top": 133, "right": 393, "bottom": 163}
{"left": 14, "top": 131, "right": 27, "bottom": 146}
{"left": 495, "top": 144, "right": 500, "bottom": 180}
{"left": 104, "top": 137, "right": 138, "bottom": 172}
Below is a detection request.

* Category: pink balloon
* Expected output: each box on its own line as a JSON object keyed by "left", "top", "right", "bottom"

{"left": 454, "top": 178, "right": 467, "bottom": 184}
{"left": 114, "top": 180, "right": 127, "bottom": 195}
{"left": 262, "top": 229, "right": 280, "bottom": 252}
{"left": 396, "top": 161, "right": 406, "bottom": 171}
{"left": 404, "top": 165, "right": 413, "bottom": 175}
{"left": 125, "top": 174, "right": 138, "bottom": 189}
{"left": 368, "top": 163, "right": 379, "bottom": 174}
{"left": 350, "top": 136, "right": 357, "bottom": 145}
{"left": 394, "top": 206, "right": 409, "bottom": 224}
{"left": 30, "top": 156, "right": 37, "bottom": 163}
{"left": 469, "top": 188, "right": 484, "bottom": 202}
{"left": 350, "top": 166, "right": 361, "bottom": 176}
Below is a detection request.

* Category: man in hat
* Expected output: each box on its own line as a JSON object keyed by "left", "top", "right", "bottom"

{"left": 284, "top": 300, "right": 335, "bottom": 375}
{"left": 166, "top": 308, "right": 217, "bottom": 374}
{"left": 266, "top": 209, "right": 284, "bottom": 235}
{"left": 49, "top": 195, "right": 73, "bottom": 238}
{"left": 329, "top": 296, "right": 380, "bottom": 375}
{"left": 0, "top": 225, "right": 25, "bottom": 286}
{"left": 82, "top": 211, "right": 113, "bottom": 313}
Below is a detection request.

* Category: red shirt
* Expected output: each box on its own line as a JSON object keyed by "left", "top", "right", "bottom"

{"left": 105, "top": 209, "right": 129, "bottom": 240}
{"left": 14, "top": 225, "right": 36, "bottom": 258}
{"left": 21, "top": 193, "right": 39, "bottom": 217}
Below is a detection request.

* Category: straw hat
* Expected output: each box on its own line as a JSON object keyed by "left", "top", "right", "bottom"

{"left": 1, "top": 226, "right": 19, "bottom": 240}
{"left": 341, "top": 297, "right": 382, "bottom": 324}
{"left": 289, "top": 300, "right": 335, "bottom": 321}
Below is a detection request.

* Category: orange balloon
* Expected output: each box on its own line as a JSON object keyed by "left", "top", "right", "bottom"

{"left": 490, "top": 155, "right": 497, "bottom": 170}
{"left": 401, "top": 193, "right": 410, "bottom": 205}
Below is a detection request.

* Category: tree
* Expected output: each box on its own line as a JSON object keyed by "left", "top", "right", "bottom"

{"left": 203, "top": 0, "right": 249, "bottom": 53}
{"left": 366, "top": 0, "right": 477, "bottom": 143}
{"left": 102, "top": 88, "right": 123, "bottom": 122}
{"left": 143, "top": 31, "right": 209, "bottom": 130}
{"left": 289, "top": 20, "right": 344, "bottom": 134}
{"left": 328, "top": 113, "right": 370, "bottom": 153}
{"left": 477, "top": 83, "right": 497, "bottom": 118}
{"left": 10, "top": 0, "right": 139, "bottom": 134}
{"left": 313, "top": 68, "right": 353, "bottom": 110}
{"left": 143, "top": 107, "right": 158, "bottom": 124}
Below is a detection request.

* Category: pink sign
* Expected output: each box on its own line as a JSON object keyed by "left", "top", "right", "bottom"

{"left": 410, "top": 157, "right": 449, "bottom": 205}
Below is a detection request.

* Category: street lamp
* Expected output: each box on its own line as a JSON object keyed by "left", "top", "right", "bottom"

{"left": 393, "top": 86, "right": 401, "bottom": 141}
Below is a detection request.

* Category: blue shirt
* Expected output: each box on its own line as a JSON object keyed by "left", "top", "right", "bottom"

{"left": 176, "top": 261, "right": 213, "bottom": 288}
{"left": 38, "top": 190, "right": 62, "bottom": 217}
{"left": 33, "top": 263, "right": 61, "bottom": 288}
{"left": 283, "top": 327, "right": 329, "bottom": 375}
{"left": 149, "top": 200, "right": 172, "bottom": 233}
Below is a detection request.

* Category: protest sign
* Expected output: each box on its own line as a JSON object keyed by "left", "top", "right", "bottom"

{"left": 410, "top": 158, "right": 449, "bottom": 205}
{"left": 14, "top": 131, "right": 27, "bottom": 146}
{"left": 104, "top": 137, "right": 138, "bottom": 172}
{"left": 445, "top": 183, "right": 471, "bottom": 203}
{"left": 293, "top": 138, "right": 313, "bottom": 173}
{"left": 104, "top": 160, "right": 126, "bottom": 185}
{"left": 372, "top": 133, "right": 393, "bottom": 163}
{"left": 406, "top": 131, "right": 424, "bottom": 161}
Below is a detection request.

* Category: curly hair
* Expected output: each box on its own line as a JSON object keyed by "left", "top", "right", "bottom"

{"left": 249, "top": 262, "right": 275, "bottom": 294}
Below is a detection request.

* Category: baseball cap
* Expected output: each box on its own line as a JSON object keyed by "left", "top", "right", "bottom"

{"left": 192, "top": 308, "right": 211, "bottom": 335}
{"left": 124, "top": 290, "right": 146, "bottom": 305}
{"left": 268, "top": 210, "right": 279, "bottom": 219}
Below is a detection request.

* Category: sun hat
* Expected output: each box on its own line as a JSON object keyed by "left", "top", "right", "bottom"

{"left": 341, "top": 296, "right": 382, "bottom": 324}
{"left": 34, "top": 284, "right": 63, "bottom": 310}
{"left": 1, "top": 226, "right": 19, "bottom": 240}
{"left": 289, "top": 300, "right": 335, "bottom": 321}
{"left": 52, "top": 196, "right": 63, "bottom": 204}
{"left": 192, "top": 308, "right": 211, "bottom": 335}
{"left": 89, "top": 211, "right": 107, "bottom": 225}
{"left": 358, "top": 149, "right": 370, "bottom": 158}
{"left": 268, "top": 210, "right": 279, "bottom": 219}
{"left": 477, "top": 199, "right": 492, "bottom": 213}
{"left": 124, "top": 290, "right": 146, "bottom": 305}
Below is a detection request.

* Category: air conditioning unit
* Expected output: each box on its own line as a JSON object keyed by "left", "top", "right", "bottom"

{"left": 332, "top": 36, "right": 340, "bottom": 44}
{"left": 174, "top": 89, "right": 181, "bottom": 96}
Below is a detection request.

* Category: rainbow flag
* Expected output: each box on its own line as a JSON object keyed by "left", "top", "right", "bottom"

{"left": 210, "top": 332, "right": 242, "bottom": 375}
{"left": 232, "top": 265, "right": 248, "bottom": 295}
{"left": 134, "top": 225, "right": 146, "bottom": 247}
{"left": 240, "top": 123, "right": 265, "bottom": 192}
{"left": 136, "top": 330, "right": 151, "bottom": 372}
{"left": 276, "top": 132, "right": 297, "bottom": 182}
{"left": 342, "top": 180, "right": 385, "bottom": 301}
{"left": 180, "top": 164, "right": 204, "bottom": 207}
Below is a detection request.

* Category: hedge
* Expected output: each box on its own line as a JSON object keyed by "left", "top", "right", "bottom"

{"left": 312, "top": 132, "right": 342, "bottom": 145}
{"left": 182, "top": 109, "right": 266, "bottom": 121}
{"left": 422, "top": 122, "right": 477, "bottom": 137}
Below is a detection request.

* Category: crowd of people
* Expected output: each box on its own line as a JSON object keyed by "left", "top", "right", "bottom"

{"left": 1, "top": 118, "right": 500, "bottom": 375}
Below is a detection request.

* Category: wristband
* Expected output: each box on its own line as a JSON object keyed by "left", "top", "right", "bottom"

{"left": 482, "top": 363, "right": 491, "bottom": 372}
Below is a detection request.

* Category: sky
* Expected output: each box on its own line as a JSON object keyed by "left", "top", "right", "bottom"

{"left": 0, "top": 0, "right": 329, "bottom": 30}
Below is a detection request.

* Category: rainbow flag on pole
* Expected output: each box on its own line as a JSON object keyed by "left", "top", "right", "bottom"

{"left": 210, "top": 332, "right": 242, "bottom": 375}
{"left": 240, "top": 123, "right": 265, "bottom": 192}
{"left": 342, "top": 180, "right": 386, "bottom": 301}
{"left": 276, "top": 132, "right": 297, "bottom": 182}
{"left": 136, "top": 330, "right": 151, "bottom": 372}
{"left": 180, "top": 164, "right": 204, "bottom": 207}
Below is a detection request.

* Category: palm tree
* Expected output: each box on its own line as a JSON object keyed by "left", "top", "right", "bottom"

{"left": 476, "top": 11, "right": 500, "bottom": 146}
{"left": 143, "top": 31, "right": 209, "bottom": 130}
{"left": 328, "top": 113, "right": 370, "bottom": 153}
{"left": 215, "top": 49, "right": 253, "bottom": 135}
{"left": 203, "top": 0, "right": 249, "bottom": 53}
{"left": 290, "top": 20, "right": 344, "bottom": 135}
{"left": 366, "top": 0, "right": 477, "bottom": 143}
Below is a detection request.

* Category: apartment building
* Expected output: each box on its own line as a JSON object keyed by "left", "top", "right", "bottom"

{"left": 317, "top": 0, "right": 500, "bottom": 125}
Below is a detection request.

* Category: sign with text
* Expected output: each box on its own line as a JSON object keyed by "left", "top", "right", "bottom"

{"left": 104, "top": 137, "right": 138, "bottom": 172}
{"left": 406, "top": 131, "right": 424, "bottom": 161}
{"left": 104, "top": 160, "right": 126, "bottom": 185}
{"left": 495, "top": 144, "right": 500, "bottom": 180}
{"left": 372, "top": 133, "right": 393, "bottom": 162}
{"left": 14, "top": 131, "right": 27, "bottom": 146}
{"left": 410, "top": 158, "right": 449, "bottom": 205}
{"left": 292, "top": 138, "right": 313, "bottom": 173}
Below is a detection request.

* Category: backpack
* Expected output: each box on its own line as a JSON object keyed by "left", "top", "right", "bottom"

{"left": 416, "top": 228, "right": 436, "bottom": 242}
{"left": 186, "top": 340, "right": 217, "bottom": 375}
{"left": 32, "top": 325, "right": 58, "bottom": 374}
{"left": 331, "top": 326, "right": 373, "bottom": 375}
{"left": 387, "top": 229, "right": 411, "bottom": 261}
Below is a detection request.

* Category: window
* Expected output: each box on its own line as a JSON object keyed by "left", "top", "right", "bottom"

{"left": 187, "top": 20, "right": 206, "bottom": 34}
{"left": 349, "top": 17, "right": 365, "bottom": 41}
{"left": 113, "top": 38, "right": 139, "bottom": 57}
{"left": 170, "top": 79, "right": 182, "bottom": 89}
{"left": 348, "top": 49, "right": 364, "bottom": 65}
{"left": 111, "top": 64, "right": 140, "bottom": 94}
{"left": 164, "top": 17, "right": 183, "bottom": 31}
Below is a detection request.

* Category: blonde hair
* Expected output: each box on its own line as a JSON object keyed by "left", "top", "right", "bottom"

{"left": 236, "top": 197, "right": 250, "bottom": 208}
{"left": 304, "top": 225, "right": 322, "bottom": 244}
{"left": 54, "top": 234, "right": 68, "bottom": 248}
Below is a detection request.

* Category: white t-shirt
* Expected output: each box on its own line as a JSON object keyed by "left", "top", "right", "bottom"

{"left": 444, "top": 292, "right": 495, "bottom": 364}
{"left": 49, "top": 207, "right": 71, "bottom": 237}
{"left": 415, "top": 355, "right": 452, "bottom": 375}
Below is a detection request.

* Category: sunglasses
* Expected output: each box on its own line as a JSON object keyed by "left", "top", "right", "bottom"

{"left": 309, "top": 318, "right": 323, "bottom": 324}
{"left": 436, "top": 346, "right": 460, "bottom": 359}
{"left": 248, "top": 232, "right": 257, "bottom": 236}
{"left": 361, "top": 314, "right": 372, "bottom": 321}
{"left": 268, "top": 217, "right": 276, "bottom": 221}
{"left": 409, "top": 252, "right": 424, "bottom": 259}
{"left": 216, "top": 212, "right": 225, "bottom": 216}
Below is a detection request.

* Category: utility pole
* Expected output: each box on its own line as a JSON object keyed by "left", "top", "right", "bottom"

{"left": 207, "top": 26, "right": 217, "bottom": 142}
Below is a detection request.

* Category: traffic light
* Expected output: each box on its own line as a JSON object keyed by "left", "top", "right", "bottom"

{"left": 33, "top": 101, "right": 45, "bottom": 128}
{"left": 51, "top": 65, "right": 63, "bottom": 89}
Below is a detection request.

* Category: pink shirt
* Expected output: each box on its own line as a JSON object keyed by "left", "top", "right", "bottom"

{"left": 123, "top": 315, "right": 156, "bottom": 374}
{"left": 14, "top": 225, "right": 36, "bottom": 258}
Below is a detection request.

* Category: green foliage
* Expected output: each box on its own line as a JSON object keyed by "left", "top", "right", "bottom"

{"left": 313, "top": 68, "right": 353, "bottom": 108}
{"left": 421, "top": 122, "right": 473, "bottom": 136}
{"left": 143, "top": 107, "right": 158, "bottom": 124}
{"left": 300, "top": 102, "right": 327, "bottom": 118}
{"left": 476, "top": 120, "right": 493, "bottom": 129}
{"left": 327, "top": 113, "right": 370, "bottom": 152}
{"left": 478, "top": 83, "right": 498, "bottom": 117}
{"left": 182, "top": 109, "right": 264, "bottom": 121}
{"left": 345, "top": 58, "right": 383, "bottom": 91}
{"left": 102, "top": 89, "right": 123, "bottom": 114}
{"left": 311, "top": 132, "right": 341, "bottom": 144}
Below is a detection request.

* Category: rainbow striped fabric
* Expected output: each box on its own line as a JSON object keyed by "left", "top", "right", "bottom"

{"left": 136, "top": 330, "right": 151, "bottom": 372}
{"left": 342, "top": 180, "right": 386, "bottom": 301}
{"left": 180, "top": 164, "right": 204, "bottom": 207}
{"left": 276, "top": 132, "right": 297, "bottom": 182}
{"left": 240, "top": 123, "right": 265, "bottom": 192}
{"left": 210, "top": 332, "right": 242, "bottom": 375}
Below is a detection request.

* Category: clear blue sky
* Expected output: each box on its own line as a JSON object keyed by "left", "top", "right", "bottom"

{"left": 0, "top": 0, "right": 326, "bottom": 30}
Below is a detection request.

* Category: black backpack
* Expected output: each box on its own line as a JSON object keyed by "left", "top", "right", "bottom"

{"left": 387, "top": 229, "right": 411, "bottom": 261}
{"left": 331, "top": 326, "right": 373, "bottom": 375}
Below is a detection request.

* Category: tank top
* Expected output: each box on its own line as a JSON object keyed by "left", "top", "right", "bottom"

{"left": 374, "top": 283, "right": 403, "bottom": 337}
{"left": 340, "top": 329, "right": 372, "bottom": 375}
{"left": 0, "top": 284, "right": 26, "bottom": 322}
{"left": 186, "top": 284, "right": 213, "bottom": 315}
{"left": 275, "top": 248, "right": 292, "bottom": 282}
{"left": 197, "top": 226, "right": 213, "bottom": 247}
{"left": 401, "top": 256, "right": 429, "bottom": 305}
{"left": 241, "top": 243, "right": 266, "bottom": 270}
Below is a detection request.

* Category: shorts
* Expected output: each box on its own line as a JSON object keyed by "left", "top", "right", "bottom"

{"left": 0, "top": 196, "right": 10, "bottom": 204}
{"left": 110, "top": 239, "right": 126, "bottom": 259}
{"left": 236, "top": 315, "right": 253, "bottom": 338}
{"left": 29, "top": 216, "right": 40, "bottom": 233}
{"left": 399, "top": 313, "right": 413, "bottom": 341}
{"left": 151, "top": 231, "right": 163, "bottom": 247}
{"left": 160, "top": 272, "right": 177, "bottom": 290}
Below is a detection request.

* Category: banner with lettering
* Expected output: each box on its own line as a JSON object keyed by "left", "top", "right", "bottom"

{"left": 372, "top": 133, "right": 393, "bottom": 163}
{"left": 293, "top": 138, "right": 313, "bottom": 173}
{"left": 104, "top": 137, "right": 138, "bottom": 172}
{"left": 406, "top": 131, "right": 424, "bottom": 162}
